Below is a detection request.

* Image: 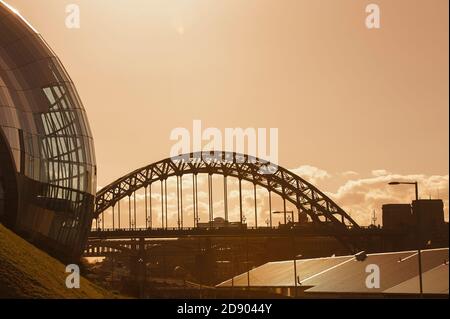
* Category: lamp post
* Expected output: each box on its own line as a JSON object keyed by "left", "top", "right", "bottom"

{"left": 195, "top": 217, "right": 200, "bottom": 228}
{"left": 388, "top": 181, "right": 423, "bottom": 296}
{"left": 293, "top": 254, "right": 302, "bottom": 298}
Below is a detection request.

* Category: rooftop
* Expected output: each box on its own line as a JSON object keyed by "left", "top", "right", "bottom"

{"left": 217, "top": 247, "right": 449, "bottom": 296}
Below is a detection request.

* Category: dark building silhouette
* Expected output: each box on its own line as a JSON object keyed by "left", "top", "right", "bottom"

{"left": 412, "top": 199, "right": 447, "bottom": 245}
{"left": 0, "top": 2, "right": 96, "bottom": 260}
{"left": 383, "top": 199, "right": 448, "bottom": 248}
{"left": 382, "top": 204, "right": 414, "bottom": 231}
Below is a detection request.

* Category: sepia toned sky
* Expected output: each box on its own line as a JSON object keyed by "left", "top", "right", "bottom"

{"left": 6, "top": 0, "right": 449, "bottom": 224}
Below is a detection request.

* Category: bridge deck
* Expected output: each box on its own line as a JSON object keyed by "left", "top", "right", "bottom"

{"left": 88, "top": 226, "right": 390, "bottom": 240}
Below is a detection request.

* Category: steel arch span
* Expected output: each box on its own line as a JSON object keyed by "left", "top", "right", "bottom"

{"left": 94, "top": 151, "right": 359, "bottom": 230}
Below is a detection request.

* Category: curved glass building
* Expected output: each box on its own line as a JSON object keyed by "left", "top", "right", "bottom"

{"left": 0, "top": 1, "right": 96, "bottom": 260}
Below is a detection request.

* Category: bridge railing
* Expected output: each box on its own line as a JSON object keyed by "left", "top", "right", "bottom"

{"left": 91, "top": 226, "right": 280, "bottom": 232}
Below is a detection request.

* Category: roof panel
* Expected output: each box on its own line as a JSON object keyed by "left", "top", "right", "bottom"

{"left": 305, "top": 249, "right": 448, "bottom": 293}
{"left": 217, "top": 248, "right": 449, "bottom": 296}
{"left": 384, "top": 263, "right": 449, "bottom": 294}
{"left": 217, "top": 255, "right": 352, "bottom": 287}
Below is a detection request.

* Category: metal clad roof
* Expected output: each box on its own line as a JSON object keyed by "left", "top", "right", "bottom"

{"left": 217, "top": 256, "right": 352, "bottom": 287}
{"left": 303, "top": 251, "right": 412, "bottom": 293}
{"left": 216, "top": 248, "right": 449, "bottom": 295}
{"left": 305, "top": 249, "right": 449, "bottom": 293}
{"left": 384, "top": 263, "right": 449, "bottom": 294}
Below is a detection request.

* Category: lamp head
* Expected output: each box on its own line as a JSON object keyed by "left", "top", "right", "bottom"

{"left": 355, "top": 251, "right": 367, "bottom": 262}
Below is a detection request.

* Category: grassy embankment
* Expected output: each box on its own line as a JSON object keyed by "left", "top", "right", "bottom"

{"left": 0, "top": 223, "right": 114, "bottom": 298}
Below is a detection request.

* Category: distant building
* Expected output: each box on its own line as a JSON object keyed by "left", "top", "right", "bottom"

{"left": 0, "top": 2, "right": 96, "bottom": 261}
{"left": 197, "top": 217, "right": 245, "bottom": 229}
{"left": 412, "top": 199, "right": 446, "bottom": 245}
{"left": 382, "top": 204, "right": 413, "bottom": 231}
{"left": 382, "top": 200, "right": 447, "bottom": 248}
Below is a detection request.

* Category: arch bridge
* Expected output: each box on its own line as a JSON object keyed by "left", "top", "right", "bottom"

{"left": 91, "top": 152, "right": 359, "bottom": 239}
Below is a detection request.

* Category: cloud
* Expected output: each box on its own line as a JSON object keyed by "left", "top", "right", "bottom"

{"left": 341, "top": 171, "right": 359, "bottom": 177}
{"left": 328, "top": 173, "right": 449, "bottom": 226}
{"left": 371, "top": 169, "right": 391, "bottom": 177}
{"left": 289, "top": 165, "right": 331, "bottom": 184}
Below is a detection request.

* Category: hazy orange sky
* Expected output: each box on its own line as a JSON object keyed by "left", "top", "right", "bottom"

{"left": 6, "top": 0, "right": 449, "bottom": 224}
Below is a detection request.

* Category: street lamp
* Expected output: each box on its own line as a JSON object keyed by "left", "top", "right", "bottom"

{"left": 388, "top": 181, "right": 418, "bottom": 201}
{"left": 195, "top": 217, "right": 200, "bottom": 228}
{"left": 388, "top": 181, "right": 423, "bottom": 296}
{"left": 293, "top": 254, "right": 302, "bottom": 298}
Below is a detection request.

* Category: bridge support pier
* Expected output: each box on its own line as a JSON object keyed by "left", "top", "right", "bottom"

{"left": 127, "top": 238, "right": 147, "bottom": 297}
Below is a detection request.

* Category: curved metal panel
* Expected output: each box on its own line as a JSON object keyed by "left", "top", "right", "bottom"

{"left": 0, "top": 2, "right": 96, "bottom": 259}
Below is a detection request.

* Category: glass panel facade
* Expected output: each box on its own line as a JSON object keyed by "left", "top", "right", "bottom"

{"left": 0, "top": 2, "right": 96, "bottom": 260}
